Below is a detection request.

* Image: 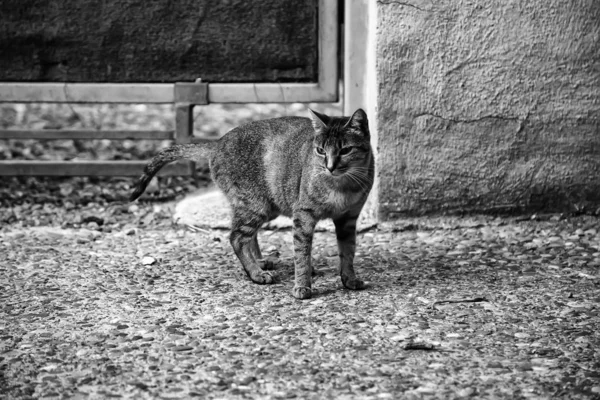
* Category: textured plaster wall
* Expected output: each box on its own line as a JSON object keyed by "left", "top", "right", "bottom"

{"left": 376, "top": 0, "right": 600, "bottom": 217}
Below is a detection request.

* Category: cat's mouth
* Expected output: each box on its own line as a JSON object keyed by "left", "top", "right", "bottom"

{"left": 324, "top": 168, "right": 346, "bottom": 178}
{"left": 320, "top": 166, "right": 367, "bottom": 183}
{"left": 328, "top": 167, "right": 373, "bottom": 190}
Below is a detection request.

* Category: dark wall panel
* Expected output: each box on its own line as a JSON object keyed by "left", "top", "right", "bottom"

{"left": 0, "top": 0, "right": 318, "bottom": 83}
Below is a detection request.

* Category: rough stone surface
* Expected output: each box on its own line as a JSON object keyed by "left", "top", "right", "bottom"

{"left": 376, "top": 0, "right": 600, "bottom": 217}
{"left": 0, "top": 0, "right": 317, "bottom": 83}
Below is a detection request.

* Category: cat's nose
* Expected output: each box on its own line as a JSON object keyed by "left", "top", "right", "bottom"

{"left": 326, "top": 158, "right": 336, "bottom": 172}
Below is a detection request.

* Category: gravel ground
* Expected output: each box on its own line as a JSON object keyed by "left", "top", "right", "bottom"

{"left": 1, "top": 208, "right": 600, "bottom": 399}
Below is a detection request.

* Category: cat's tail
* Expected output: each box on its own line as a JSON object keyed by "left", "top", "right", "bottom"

{"left": 129, "top": 142, "right": 214, "bottom": 202}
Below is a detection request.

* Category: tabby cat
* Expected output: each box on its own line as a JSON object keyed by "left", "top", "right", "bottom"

{"left": 130, "top": 109, "right": 374, "bottom": 299}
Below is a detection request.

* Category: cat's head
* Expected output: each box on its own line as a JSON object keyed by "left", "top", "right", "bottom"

{"left": 309, "top": 108, "right": 372, "bottom": 178}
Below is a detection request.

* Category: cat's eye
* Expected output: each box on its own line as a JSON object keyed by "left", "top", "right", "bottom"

{"left": 315, "top": 147, "right": 326, "bottom": 155}
{"left": 339, "top": 147, "right": 354, "bottom": 156}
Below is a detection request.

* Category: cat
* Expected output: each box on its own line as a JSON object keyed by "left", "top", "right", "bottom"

{"left": 130, "top": 109, "right": 375, "bottom": 299}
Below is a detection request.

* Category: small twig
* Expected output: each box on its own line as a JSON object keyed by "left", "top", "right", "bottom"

{"left": 403, "top": 342, "right": 455, "bottom": 352}
{"left": 404, "top": 342, "right": 436, "bottom": 351}
{"left": 430, "top": 297, "right": 488, "bottom": 307}
{"left": 186, "top": 224, "right": 211, "bottom": 235}
{"left": 357, "top": 223, "right": 378, "bottom": 234}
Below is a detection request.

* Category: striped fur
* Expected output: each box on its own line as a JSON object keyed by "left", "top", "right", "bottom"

{"left": 131, "top": 109, "right": 374, "bottom": 299}
{"left": 129, "top": 141, "right": 215, "bottom": 202}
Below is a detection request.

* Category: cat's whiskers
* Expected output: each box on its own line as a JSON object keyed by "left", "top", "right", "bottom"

{"left": 351, "top": 167, "right": 373, "bottom": 184}
{"left": 344, "top": 169, "right": 372, "bottom": 193}
{"left": 353, "top": 175, "right": 374, "bottom": 191}
{"left": 348, "top": 166, "right": 374, "bottom": 174}
{"left": 344, "top": 173, "right": 367, "bottom": 192}
{"left": 349, "top": 168, "right": 373, "bottom": 181}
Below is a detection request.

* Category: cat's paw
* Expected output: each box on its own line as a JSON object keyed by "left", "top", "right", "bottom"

{"left": 249, "top": 270, "right": 275, "bottom": 284}
{"left": 258, "top": 257, "right": 277, "bottom": 271}
{"left": 342, "top": 276, "right": 366, "bottom": 290}
{"left": 292, "top": 286, "right": 312, "bottom": 300}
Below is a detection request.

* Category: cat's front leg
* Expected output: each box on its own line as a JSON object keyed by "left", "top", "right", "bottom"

{"left": 292, "top": 209, "right": 317, "bottom": 299}
{"left": 334, "top": 215, "right": 366, "bottom": 290}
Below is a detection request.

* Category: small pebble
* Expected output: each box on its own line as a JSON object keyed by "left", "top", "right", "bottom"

{"left": 173, "top": 345, "right": 194, "bottom": 352}
{"left": 141, "top": 256, "right": 156, "bottom": 265}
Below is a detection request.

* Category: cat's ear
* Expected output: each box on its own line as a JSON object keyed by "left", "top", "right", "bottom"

{"left": 346, "top": 108, "right": 370, "bottom": 135}
{"left": 308, "top": 109, "right": 329, "bottom": 132}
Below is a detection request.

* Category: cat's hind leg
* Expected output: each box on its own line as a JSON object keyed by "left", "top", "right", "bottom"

{"left": 230, "top": 209, "right": 274, "bottom": 284}
{"left": 249, "top": 233, "right": 275, "bottom": 271}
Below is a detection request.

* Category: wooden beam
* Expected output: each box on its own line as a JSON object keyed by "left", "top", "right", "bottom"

{"left": 175, "top": 104, "right": 193, "bottom": 144}
{"left": 174, "top": 82, "right": 208, "bottom": 104}
{"left": 0, "top": 130, "right": 175, "bottom": 140}
{"left": 0, "top": 160, "right": 194, "bottom": 176}
{"left": 0, "top": 81, "right": 339, "bottom": 104}
{"left": 207, "top": 82, "right": 330, "bottom": 103}
{"left": 0, "top": 83, "right": 174, "bottom": 103}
